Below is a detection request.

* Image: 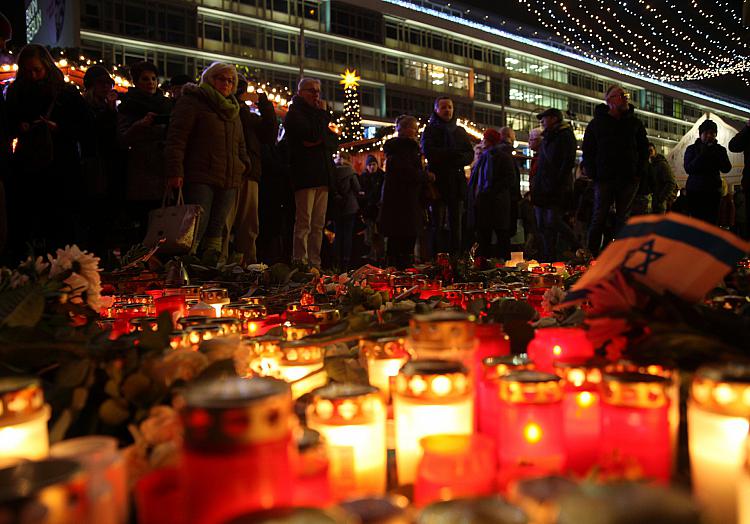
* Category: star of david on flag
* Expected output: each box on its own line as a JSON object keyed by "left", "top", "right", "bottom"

{"left": 562, "top": 212, "right": 750, "bottom": 305}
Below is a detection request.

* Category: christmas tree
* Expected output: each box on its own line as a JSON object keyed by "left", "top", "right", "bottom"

{"left": 340, "top": 68, "right": 363, "bottom": 142}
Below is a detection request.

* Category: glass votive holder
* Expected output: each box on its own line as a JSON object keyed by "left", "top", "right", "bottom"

{"left": 554, "top": 359, "right": 603, "bottom": 477}
{"left": 206, "top": 317, "right": 242, "bottom": 336}
{"left": 599, "top": 372, "right": 671, "bottom": 484}
{"left": 282, "top": 322, "right": 321, "bottom": 341}
{"left": 407, "top": 311, "right": 477, "bottom": 367}
{"left": 307, "top": 383, "right": 387, "bottom": 500}
{"left": 478, "top": 355, "right": 534, "bottom": 442}
{"left": 0, "top": 377, "right": 50, "bottom": 461}
{"left": 186, "top": 324, "right": 225, "bottom": 349}
{"left": 278, "top": 340, "right": 327, "bottom": 398}
{"left": 495, "top": 371, "right": 565, "bottom": 489}
{"left": 50, "top": 435, "right": 128, "bottom": 524}
{"left": 360, "top": 337, "right": 410, "bottom": 402}
{"left": 180, "top": 377, "right": 297, "bottom": 524}
{"left": 129, "top": 316, "right": 160, "bottom": 332}
{"left": 414, "top": 434, "right": 496, "bottom": 507}
{"left": 526, "top": 327, "right": 594, "bottom": 374}
{"left": 688, "top": 364, "right": 750, "bottom": 524}
{"left": 393, "top": 360, "right": 474, "bottom": 486}
{"left": 169, "top": 330, "right": 192, "bottom": 351}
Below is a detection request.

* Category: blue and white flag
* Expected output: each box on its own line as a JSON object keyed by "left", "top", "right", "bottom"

{"left": 565, "top": 212, "right": 750, "bottom": 304}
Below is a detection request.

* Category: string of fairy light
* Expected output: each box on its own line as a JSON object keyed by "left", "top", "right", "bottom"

{"left": 516, "top": 0, "right": 750, "bottom": 84}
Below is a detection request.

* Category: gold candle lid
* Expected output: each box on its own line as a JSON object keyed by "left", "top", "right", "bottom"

{"left": 182, "top": 377, "right": 293, "bottom": 450}
{"left": 0, "top": 377, "right": 45, "bottom": 425}
{"left": 200, "top": 288, "right": 230, "bottom": 305}
{"left": 483, "top": 355, "right": 535, "bottom": 381}
{"left": 604, "top": 359, "right": 677, "bottom": 382}
{"left": 283, "top": 322, "right": 321, "bottom": 341}
{"left": 308, "top": 308, "right": 341, "bottom": 324}
{"left": 308, "top": 383, "right": 384, "bottom": 425}
{"left": 238, "top": 305, "right": 267, "bottom": 320}
{"left": 360, "top": 337, "right": 410, "bottom": 360}
{"left": 408, "top": 311, "right": 476, "bottom": 352}
{"left": 601, "top": 372, "right": 670, "bottom": 409}
{"left": 240, "top": 295, "right": 266, "bottom": 306}
{"left": 394, "top": 360, "right": 471, "bottom": 401}
{"left": 207, "top": 317, "right": 242, "bottom": 334}
{"left": 180, "top": 315, "right": 214, "bottom": 328}
{"left": 691, "top": 364, "right": 750, "bottom": 417}
{"left": 497, "top": 371, "right": 562, "bottom": 404}
{"left": 554, "top": 358, "right": 604, "bottom": 388}
{"left": 279, "top": 340, "right": 324, "bottom": 365}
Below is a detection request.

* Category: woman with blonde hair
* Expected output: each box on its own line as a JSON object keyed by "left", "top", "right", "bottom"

{"left": 165, "top": 62, "right": 251, "bottom": 259}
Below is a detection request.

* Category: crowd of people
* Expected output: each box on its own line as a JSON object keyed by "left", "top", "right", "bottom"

{"left": 0, "top": 42, "right": 748, "bottom": 270}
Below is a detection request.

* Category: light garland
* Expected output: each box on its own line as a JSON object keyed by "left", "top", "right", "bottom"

{"left": 515, "top": 0, "right": 750, "bottom": 84}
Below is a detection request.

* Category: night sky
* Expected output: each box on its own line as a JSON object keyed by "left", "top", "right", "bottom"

{"left": 449, "top": 0, "right": 750, "bottom": 105}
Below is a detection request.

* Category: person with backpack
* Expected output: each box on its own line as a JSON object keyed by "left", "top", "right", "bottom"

{"left": 531, "top": 108, "right": 580, "bottom": 261}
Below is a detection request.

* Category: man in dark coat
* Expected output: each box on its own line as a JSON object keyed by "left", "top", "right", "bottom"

{"left": 729, "top": 118, "right": 750, "bottom": 238}
{"left": 684, "top": 119, "right": 732, "bottom": 225}
{"left": 531, "top": 108, "right": 580, "bottom": 261}
{"left": 283, "top": 77, "right": 337, "bottom": 268}
{"left": 582, "top": 85, "right": 649, "bottom": 255}
{"left": 421, "top": 96, "right": 474, "bottom": 255}
{"left": 648, "top": 143, "right": 677, "bottom": 214}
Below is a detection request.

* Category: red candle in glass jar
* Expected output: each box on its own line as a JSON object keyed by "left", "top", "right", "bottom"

{"left": 496, "top": 371, "right": 565, "bottom": 490}
{"left": 554, "top": 359, "right": 602, "bottom": 477}
{"left": 477, "top": 355, "right": 534, "bottom": 441}
{"left": 414, "top": 434, "right": 496, "bottom": 507}
{"left": 181, "top": 377, "right": 297, "bottom": 524}
{"left": 526, "top": 327, "right": 594, "bottom": 374}
{"left": 599, "top": 372, "right": 671, "bottom": 484}
{"left": 155, "top": 295, "right": 187, "bottom": 326}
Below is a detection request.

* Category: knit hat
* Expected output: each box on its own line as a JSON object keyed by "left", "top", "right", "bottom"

{"left": 483, "top": 128, "right": 502, "bottom": 145}
{"left": 365, "top": 154, "right": 378, "bottom": 166}
{"left": 83, "top": 65, "right": 113, "bottom": 89}
{"left": 698, "top": 119, "right": 718, "bottom": 134}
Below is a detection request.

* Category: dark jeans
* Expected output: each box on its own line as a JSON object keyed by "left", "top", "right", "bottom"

{"left": 183, "top": 183, "right": 237, "bottom": 251}
{"left": 587, "top": 179, "right": 639, "bottom": 255}
{"left": 534, "top": 206, "right": 580, "bottom": 262}
{"left": 433, "top": 199, "right": 464, "bottom": 256}
{"left": 333, "top": 213, "right": 356, "bottom": 270}
{"left": 687, "top": 191, "right": 721, "bottom": 225}
{"left": 386, "top": 235, "right": 416, "bottom": 269}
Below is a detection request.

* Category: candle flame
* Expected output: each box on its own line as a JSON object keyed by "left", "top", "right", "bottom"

{"left": 576, "top": 391, "right": 595, "bottom": 408}
{"left": 552, "top": 345, "right": 562, "bottom": 356}
{"left": 523, "top": 422, "right": 543, "bottom": 444}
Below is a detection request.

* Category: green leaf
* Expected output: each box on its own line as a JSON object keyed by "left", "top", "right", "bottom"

{"left": 55, "top": 360, "right": 91, "bottom": 388}
{"left": 0, "top": 285, "right": 45, "bottom": 328}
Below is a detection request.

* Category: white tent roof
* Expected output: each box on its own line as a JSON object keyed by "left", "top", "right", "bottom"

{"left": 666, "top": 113, "right": 744, "bottom": 189}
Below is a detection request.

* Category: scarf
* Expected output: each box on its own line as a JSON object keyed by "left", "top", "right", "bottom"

{"left": 199, "top": 82, "right": 239, "bottom": 121}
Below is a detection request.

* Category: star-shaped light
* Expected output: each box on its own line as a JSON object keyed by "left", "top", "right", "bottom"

{"left": 619, "top": 239, "right": 665, "bottom": 276}
{"left": 339, "top": 68, "right": 360, "bottom": 90}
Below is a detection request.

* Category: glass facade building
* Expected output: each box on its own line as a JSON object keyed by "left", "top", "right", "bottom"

{"left": 74, "top": 0, "right": 749, "bottom": 152}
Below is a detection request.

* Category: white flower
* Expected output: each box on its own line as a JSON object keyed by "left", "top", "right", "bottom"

{"left": 18, "top": 256, "right": 49, "bottom": 276}
{"left": 50, "top": 245, "right": 102, "bottom": 310}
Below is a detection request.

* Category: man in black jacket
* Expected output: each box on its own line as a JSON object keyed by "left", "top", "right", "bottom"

{"left": 729, "top": 118, "right": 750, "bottom": 238}
{"left": 421, "top": 96, "right": 474, "bottom": 255}
{"left": 284, "top": 77, "right": 337, "bottom": 268}
{"left": 531, "top": 108, "right": 580, "bottom": 261}
{"left": 684, "top": 119, "right": 732, "bottom": 225}
{"left": 583, "top": 85, "right": 649, "bottom": 255}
